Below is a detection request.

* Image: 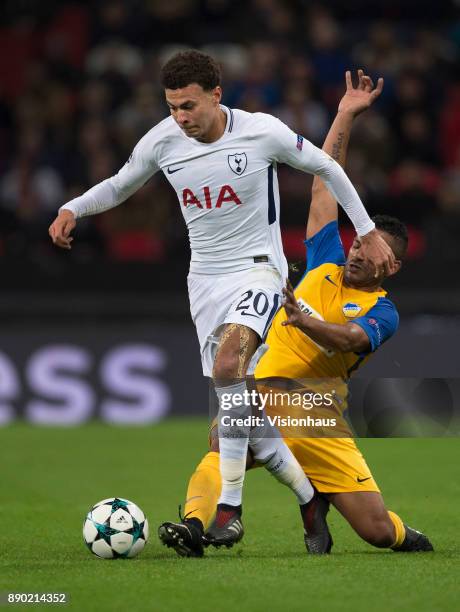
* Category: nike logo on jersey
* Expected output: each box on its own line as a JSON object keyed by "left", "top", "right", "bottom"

{"left": 324, "top": 274, "right": 338, "bottom": 287}
{"left": 167, "top": 166, "right": 184, "bottom": 174}
{"left": 357, "top": 476, "right": 372, "bottom": 483}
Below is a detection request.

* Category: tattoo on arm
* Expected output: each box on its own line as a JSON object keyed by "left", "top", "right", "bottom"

{"left": 331, "top": 132, "right": 345, "bottom": 162}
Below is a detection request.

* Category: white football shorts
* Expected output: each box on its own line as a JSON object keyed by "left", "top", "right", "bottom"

{"left": 187, "top": 264, "right": 283, "bottom": 377}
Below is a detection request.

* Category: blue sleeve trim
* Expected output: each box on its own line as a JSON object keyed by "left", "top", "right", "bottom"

{"left": 305, "top": 221, "right": 346, "bottom": 272}
{"left": 353, "top": 297, "right": 399, "bottom": 354}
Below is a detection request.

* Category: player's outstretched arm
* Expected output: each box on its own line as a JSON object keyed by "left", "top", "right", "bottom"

{"left": 266, "top": 72, "right": 395, "bottom": 275}
{"left": 48, "top": 141, "right": 159, "bottom": 249}
{"left": 281, "top": 280, "right": 370, "bottom": 353}
{"left": 307, "top": 70, "right": 383, "bottom": 240}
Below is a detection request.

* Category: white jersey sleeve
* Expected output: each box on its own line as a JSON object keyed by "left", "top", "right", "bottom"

{"left": 262, "top": 115, "right": 375, "bottom": 236}
{"left": 60, "top": 134, "right": 160, "bottom": 219}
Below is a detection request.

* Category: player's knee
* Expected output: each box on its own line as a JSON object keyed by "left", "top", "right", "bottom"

{"left": 213, "top": 338, "right": 247, "bottom": 381}
{"left": 359, "top": 517, "right": 395, "bottom": 548}
{"left": 212, "top": 350, "right": 241, "bottom": 380}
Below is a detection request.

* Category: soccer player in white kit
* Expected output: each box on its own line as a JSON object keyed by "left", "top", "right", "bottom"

{"left": 49, "top": 51, "right": 395, "bottom": 553}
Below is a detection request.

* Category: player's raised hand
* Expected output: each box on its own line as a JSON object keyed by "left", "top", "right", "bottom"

{"left": 48, "top": 209, "right": 76, "bottom": 249}
{"left": 338, "top": 70, "right": 384, "bottom": 118}
{"left": 360, "top": 229, "right": 397, "bottom": 278}
{"left": 281, "top": 279, "right": 304, "bottom": 328}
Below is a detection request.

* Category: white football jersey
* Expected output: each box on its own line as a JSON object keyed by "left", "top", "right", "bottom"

{"left": 62, "top": 106, "right": 374, "bottom": 276}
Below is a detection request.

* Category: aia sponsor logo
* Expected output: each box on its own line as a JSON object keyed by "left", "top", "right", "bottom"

{"left": 182, "top": 185, "right": 242, "bottom": 209}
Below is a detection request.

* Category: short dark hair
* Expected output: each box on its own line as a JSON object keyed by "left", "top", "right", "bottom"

{"left": 372, "top": 214, "right": 409, "bottom": 260}
{"left": 160, "top": 50, "right": 221, "bottom": 91}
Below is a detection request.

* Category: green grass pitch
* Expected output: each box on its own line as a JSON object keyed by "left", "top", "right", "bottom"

{"left": 1, "top": 420, "right": 458, "bottom": 611}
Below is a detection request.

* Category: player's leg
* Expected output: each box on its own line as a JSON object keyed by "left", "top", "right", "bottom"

{"left": 214, "top": 345, "right": 317, "bottom": 512}
{"left": 209, "top": 311, "right": 327, "bottom": 549}
{"left": 330, "top": 491, "right": 433, "bottom": 552}
{"left": 329, "top": 491, "right": 397, "bottom": 547}
{"left": 287, "top": 436, "right": 433, "bottom": 552}
{"left": 209, "top": 277, "right": 323, "bottom": 547}
{"left": 158, "top": 451, "right": 221, "bottom": 557}
{"left": 210, "top": 320, "right": 323, "bottom": 548}
{"left": 247, "top": 411, "right": 333, "bottom": 553}
{"left": 182, "top": 451, "right": 221, "bottom": 529}
{"left": 210, "top": 268, "right": 284, "bottom": 518}
{"left": 206, "top": 323, "right": 259, "bottom": 546}
{"left": 158, "top": 419, "right": 255, "bottom": 557}
{"left": 213, "top": 321, "right": 259, "bottom": 510}
{"left": 206, "top": 424, "right": 331, "bottom": 554}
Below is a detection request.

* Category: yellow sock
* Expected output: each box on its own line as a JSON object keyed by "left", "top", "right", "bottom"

{"left": 388, "top": 510, "right": 406, "bottom": 548}
{"left": 183, "top": 452, "right": 221, "bottom": 530}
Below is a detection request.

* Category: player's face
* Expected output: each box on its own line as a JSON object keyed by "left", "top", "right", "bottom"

{"left": 165, "top": 84, "right": 222, "bottom": 142}
{"left": 344, "top": 230, "right": 400, "bottom": 287}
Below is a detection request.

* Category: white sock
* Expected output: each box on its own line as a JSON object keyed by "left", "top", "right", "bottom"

{"left": 249, "top": 415, "right": 314, "bottom": 505}
{"left": 215, "top": 380, "right": 251, "bottom": 507}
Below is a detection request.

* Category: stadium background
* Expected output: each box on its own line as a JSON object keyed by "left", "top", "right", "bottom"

{"left": 1, "top": 5, "right": 459, "bottom": 612}
{"left": 0, "top": 0, "right": 459, "bottom": 425}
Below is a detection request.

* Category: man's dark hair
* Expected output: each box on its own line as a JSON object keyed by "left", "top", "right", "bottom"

{"left": 372, "top": 214, "right": 409, "bottom": 260}
{"left": 160, "top": 50, "right": 221, "bottom": 91}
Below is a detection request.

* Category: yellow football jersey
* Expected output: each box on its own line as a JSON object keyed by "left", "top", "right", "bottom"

{"left": 256, "top": 221, "right": 399, "bottom": 383}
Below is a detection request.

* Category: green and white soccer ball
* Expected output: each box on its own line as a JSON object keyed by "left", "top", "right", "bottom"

{"left": 83, "top": 497, "right": 149, "bottom": 559}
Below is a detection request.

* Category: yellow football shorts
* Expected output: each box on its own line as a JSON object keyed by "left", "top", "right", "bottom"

{"left": 284, "top": 436, "right": 380, "bottom": 494}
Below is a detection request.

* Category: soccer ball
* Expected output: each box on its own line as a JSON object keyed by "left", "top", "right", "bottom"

{"left": 83, "top": 497, "right": 149, "bottom": 559}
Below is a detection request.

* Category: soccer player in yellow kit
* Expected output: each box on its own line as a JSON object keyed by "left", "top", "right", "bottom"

{"left": 159, "top": 71, "right": 433, "bottom": 556}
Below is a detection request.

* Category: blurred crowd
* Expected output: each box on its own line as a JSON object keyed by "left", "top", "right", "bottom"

{"left": 1, "top": 0, "right": 460, "bottom": 276}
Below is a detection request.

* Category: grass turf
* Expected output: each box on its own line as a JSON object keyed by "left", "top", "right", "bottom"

{"left": 1, "top": 420, "right": 458, "bottom": 611}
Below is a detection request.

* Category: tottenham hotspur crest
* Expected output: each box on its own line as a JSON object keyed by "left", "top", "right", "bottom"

{"left": 228, "top": 153, "right": 247, "bottom": 175}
